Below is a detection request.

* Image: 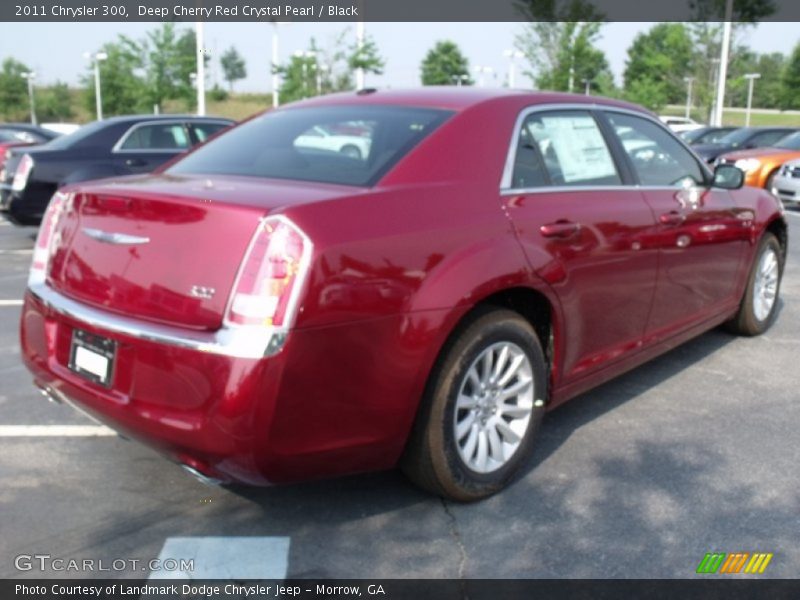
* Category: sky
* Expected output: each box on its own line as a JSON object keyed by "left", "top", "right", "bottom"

{"left": 1, "top": 21, "right": 798, "bottom": 93}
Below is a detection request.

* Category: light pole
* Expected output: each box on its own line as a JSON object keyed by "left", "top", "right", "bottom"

{"left": 712, "top": 0, "right": 734, "bottom": 126}
{"left": 683, "top": 77, "right": 695, "bottom": 119}
{"left": 21, "top": 72, "right": 37, "bottom": 126}
{"left": 317, "top": 63, "right": 329, "bottom": 95}
{"left": 195, "top": 22, "right": 206, "bottom": 116}
{"left": 503, "top": 49, "right": 524, "bottom": 88}
{"left": 271, "top": 22, "right": 289, "bottom": 108}
{"left": 582, "top": 78, "right": 592, "bottom": 96}
{"left": 474, "top": 66, "right": 494, "bottom": 88}
{"left": 84, "top": 52, "right": 108, "bottom": 120}
{"left": 355, "top": 21, "right": 365, "bottom": 89}
{"left": 744, "top": 73, "right": 761, "bottom": 127}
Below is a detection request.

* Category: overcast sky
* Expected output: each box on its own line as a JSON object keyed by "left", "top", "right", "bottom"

{"left": 1, "top": 21, "right": 798, "bottom": 92}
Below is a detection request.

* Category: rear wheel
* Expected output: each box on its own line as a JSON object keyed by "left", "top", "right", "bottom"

{"left": 726, "top": 232, "right": 783, "bottom": 336}
{"left": 340, "top": 144, "right": 362, "bottom": 160}
{"left": 401, "top": 308, "right": 547, "bottom": 501}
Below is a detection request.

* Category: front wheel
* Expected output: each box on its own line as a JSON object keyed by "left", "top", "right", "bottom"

{"left": 401, "top": 309, "right": 547, "bottom": 501}
{"left": 726, "top": 232, "right": 783, "bottom": 336}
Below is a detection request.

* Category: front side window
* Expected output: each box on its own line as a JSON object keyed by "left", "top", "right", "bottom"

{"left": 169, "top": 106, "right": 451, "bottom": 187}
{"left": 510, "top": 110, "right": 621, "bottom": 189}
{"left": 191, "top": 122, "right": 230, "bottom": 143}
{"left": 607, "top": 113, "right": 705, "bottom": 187}
{"left": 119, "top": 123, "right": 191, "bottom": 151}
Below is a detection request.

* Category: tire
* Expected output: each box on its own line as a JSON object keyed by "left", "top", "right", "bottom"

{"left": 726, "top": 232, "right": 783, "bottom": 336}
{"left": 340, "top": 144, "right": 362, "bottom": 160}
{"left": 401, "top": 308, "right": 547, "bottom": 501}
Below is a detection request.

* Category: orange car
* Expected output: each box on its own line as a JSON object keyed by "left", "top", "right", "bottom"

{"left": 717, "top": 130, "right": 800, "bottom": 189}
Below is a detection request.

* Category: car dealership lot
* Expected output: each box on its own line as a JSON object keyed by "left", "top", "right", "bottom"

{"left": 1, "top": 213, "right": 799, "bottom": 580}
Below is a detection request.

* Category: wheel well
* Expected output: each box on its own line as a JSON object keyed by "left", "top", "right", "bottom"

{"left": 474, "top": 287, "right": 553, "bottom": 364}
{"left": 766, "top": 217, "right": 788, "bottom": 261}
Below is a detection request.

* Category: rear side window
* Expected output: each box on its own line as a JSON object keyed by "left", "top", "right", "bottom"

{"left": 119, "top": 123, "right": 191, "bottom": 151}
{"left": 607, "top": 113, "right": 705, "bottom": 187}
{"left": 191, "top": 122, "right": 230, "bottom": 142}
{"left": 511, "top": 110, "right": 621, "bottom": 188}
{"left": 168, "top": 106, "right": 452, "bottom": 187}
{"left": 750, "top": 130, "right": 793, "bottom": 148}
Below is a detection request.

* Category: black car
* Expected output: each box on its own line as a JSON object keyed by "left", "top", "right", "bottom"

{"left": 692, "top": 127, "right": 797, "bottom": 164}
{"left": 0, "top": 115, "right": 233, "bottom": 225}
{"left": 679, "top": 126, "right": 739, "bottom": 146}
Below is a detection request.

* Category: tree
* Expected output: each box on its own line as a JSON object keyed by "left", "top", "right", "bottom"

{"left": 420, "top": 41, "right": 472, "bottom": 86}
{"left": 513, "top": 1, "right": 613, "bottom": 95}
{"left": 623, "top": 24, "right": 694, "bottom": 111}
{"left": 82, "top": 37, "right": 145, "bottom": 117}
{"left": 142, "top": 24, "right": 198, "bottom": 111}
{"left": 348, "top": 35, "right": 385, "bottom": 85}
{"left": 37, "top": 82, "right": 74, "bottom": 121}
{"left": 220, "top": 46, "right": 247, "bottom": 92}
{"left": 0, "top": 58, "right": 30, "bottom": 121}
{"left": 781, "top": 42, "right": 800, "bottom": 110}
{"left": 276, "top": 51, "right": 321, "bottom": 104}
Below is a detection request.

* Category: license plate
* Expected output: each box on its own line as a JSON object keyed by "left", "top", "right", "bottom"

{"left": 68, "top": 329, "right": 116, "bottom": 387}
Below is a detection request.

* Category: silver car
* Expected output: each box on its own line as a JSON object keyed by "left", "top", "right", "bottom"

{"left": 771, "top": 159, "right": 800, "bottom": 207}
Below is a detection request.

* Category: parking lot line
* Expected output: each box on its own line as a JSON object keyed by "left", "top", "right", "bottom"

{"left": 0, "top": 425, "right": 117, "bottom": 437}
{"left": 149, "top": 536, "right": 291, "bottom": 580}
{"left": 0, "top": 299, "right": 23, "bottom": 307}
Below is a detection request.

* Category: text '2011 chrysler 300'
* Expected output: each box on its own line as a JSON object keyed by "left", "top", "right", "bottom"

{"left": 20, "top": 89, "right": 787, "bottom": 501}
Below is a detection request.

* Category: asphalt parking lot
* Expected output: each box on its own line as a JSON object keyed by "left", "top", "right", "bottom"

{"left": 1, "top": 211, "right": 799, "bottom": 581}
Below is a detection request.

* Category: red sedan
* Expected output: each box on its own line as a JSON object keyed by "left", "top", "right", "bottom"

{"left": 20, "top": 89, "right": 787, "bottom": 500}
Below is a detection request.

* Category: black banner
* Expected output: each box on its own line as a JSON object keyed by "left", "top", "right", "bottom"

{"left": 4, "top": 579, "right": 800, "bottom": 600}
{"left": 2, "top": 0, "right": 800, "bottom": 22}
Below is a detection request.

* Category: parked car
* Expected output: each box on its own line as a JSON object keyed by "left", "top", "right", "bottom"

{"left": 679, "top": 126, "right": 738, "bottom": 145}
{"left": 692, "top": 127, "right": 797, "bottom": 164}
{"left": 293, "top": 123, "right": 372, "bottom": 159}
{"left": 658, "top": 115, "right": 704, "bottom": 133}
{"left": 0, "top": 115, "right": 233, "bottom": 225}
{"left": 0, "top": 123, "right": 59, "bottom": 171}
{"left": 715, "top": 131, "right": 800, "bottom": 190}
{"left": 40, "top": 122, "right": 81, "bottom": 135}
{"left": 771, "top": 158, "right": 800, "bottom": 207}
{"left": 20, "top": 89, "right": 786, "bottom": 501}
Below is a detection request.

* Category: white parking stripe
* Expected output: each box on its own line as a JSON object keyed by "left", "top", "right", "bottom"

{"left": 0, "top": 299, "right": 23, "bottom": 307}
{"left": 0, "top": 425, "right": 116, "bottom": 437}
{"left": 149, "top": 537, "right": 291, "bottom": 580}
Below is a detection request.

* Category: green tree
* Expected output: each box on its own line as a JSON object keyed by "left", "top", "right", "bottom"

{"left": 0, "top": 57, "right": 30, "bottom": 120}
{"left": 726, "top": 51, "right": 785, "bottom": 109}
{"left": 276, "top": 52, "right": 321, "bottom": 104}
{"left": 514, "top": 0, "right": 612, "bottom": 93}
{"left": 348, "top": 35, "right": 385, "bottom": 85}
{"left": 420, "top": 41, "right": 472, "bottom": 86}
{"left": 780, "top": 42, "right": 800, "bottom": 110}
{"left": 37, "top": 82, "right": 74, "bottom": 121}
{"left": 82, "top": 37, "right": 145, "bottom": 117}
{"left": 142, "top": 24, "right": 198, "bottom": 111}
{"left": 623, "top": 24, "right": 694, "bottom": 111}
{"left": 220, "top": 46, "right": 247, "bottom": 92}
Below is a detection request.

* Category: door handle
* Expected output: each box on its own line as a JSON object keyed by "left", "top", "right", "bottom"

{"left": 659, "top": 211, "right": 685, "bottom": 226}
{"left": 125, "top": 158, "right": 147, "bottom": 167}
{"left": 540, "top": 221, "right": 581, "bottom": 239}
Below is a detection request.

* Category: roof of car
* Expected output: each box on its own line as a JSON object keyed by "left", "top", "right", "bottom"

{"left": 289, "top": 87, "right": 651, "bottom": 115}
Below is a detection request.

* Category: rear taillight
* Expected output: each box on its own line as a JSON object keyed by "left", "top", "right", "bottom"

{"left": 29, "top": 191, "right": 68, "bottom": 286}
{"left": 226, "top": 216, "right": 312, "bottom": 329}
{"left": 12, "top": 153, "right": 34, "bottom": 192}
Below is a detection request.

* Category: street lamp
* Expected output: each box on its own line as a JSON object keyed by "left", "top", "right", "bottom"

{"left": 271, "top": 22, "right": 290, "bottom": 108}
{"left": 582, "top": 78, "right": 592, "bottom": 96}
{"left": 744, "top": 73, "right": 761, "bottom": 127}
{"left": 503, "top": 49, "right": 524, "bottom": 88}
{"left": 683, "top": 77, "right": 695, "bottom": 120}
{"left": 195, "top": 22, "right": 207, "bottom": 116}
{"left": 21, "top": 72, "right": 37, "bottom": 126}
{"left": 712, "top": 0, "right": 734, "bottom": 126}
{"left": 84, "top": 51, "right": 108, "bottom": 120}
{"left": 474, "top": 66, "right": 494, "bottom": 88}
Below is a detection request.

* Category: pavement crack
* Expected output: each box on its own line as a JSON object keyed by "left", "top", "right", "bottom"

{"left": 440, "top": 497, "right": 467, "bottom": 579}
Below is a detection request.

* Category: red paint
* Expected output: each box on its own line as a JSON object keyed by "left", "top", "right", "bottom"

{"left": 20, "top": 90, "right": 785, "bottom": 484}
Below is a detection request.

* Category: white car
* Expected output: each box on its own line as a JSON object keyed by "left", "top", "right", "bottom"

{"left": 658, "top": 116, "right": 705, "bottom": 133}
{"left": 770, "top": 158, "right": 800, "bottom": 207}
{"left": 294, "top": 125, "right": 372, "bottom": 160}
{"left": 40, "top": 123, "right": 81, "bottom": 135}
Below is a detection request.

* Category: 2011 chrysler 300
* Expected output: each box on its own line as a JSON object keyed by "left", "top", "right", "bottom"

{"left": 20, "top": 89, "right": 787, "bottom": 501}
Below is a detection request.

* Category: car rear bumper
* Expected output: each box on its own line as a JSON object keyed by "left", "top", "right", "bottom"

{"left": 20, "top": 286, "right": 443, "bottom": 485}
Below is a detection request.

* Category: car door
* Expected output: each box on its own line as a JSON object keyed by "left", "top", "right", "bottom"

{"left": 601, "top": 110, "right": 749, "bottom": 340}
{"left": 111, "top": 121, "right": 192, "bottom": 174}
{"left": 501, "top": 108, "right": 659, "bottom": 384}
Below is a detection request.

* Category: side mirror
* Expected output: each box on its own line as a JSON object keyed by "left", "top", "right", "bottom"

{"left": 712, "top": 164, "right": 745, "bottom": 190}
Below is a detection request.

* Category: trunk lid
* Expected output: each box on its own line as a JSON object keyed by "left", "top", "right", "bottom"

{"left": 46, "top": 173, "right": 359, "bottom": 330}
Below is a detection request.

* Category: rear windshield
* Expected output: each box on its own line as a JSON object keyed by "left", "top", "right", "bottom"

{"left": 775, "top": 131, "right": 800, "bottom": 150}
{"left": 168, "top": 105, "right": 453, "bottom": 187}
{"left": 40, "top": 120, "right": 109, "bottom": 150}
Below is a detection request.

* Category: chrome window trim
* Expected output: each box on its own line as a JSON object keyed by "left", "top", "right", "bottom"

{"left": 111, "top": 120, "right": 193, "bottom": 154}
{"left": 28, "top": 282, "right": 287, "bottom": 359}
{"left": 499, "top": 103, "right": 713, "bottom": 192}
